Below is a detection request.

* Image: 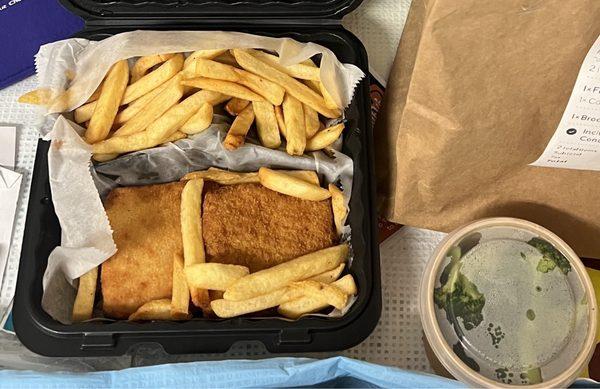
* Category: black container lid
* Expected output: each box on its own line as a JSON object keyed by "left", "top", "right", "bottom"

{"left": 60, "top": 0, "right": 364, "bottom": 20}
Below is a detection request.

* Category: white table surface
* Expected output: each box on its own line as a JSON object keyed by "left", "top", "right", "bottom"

{"left": 0, "top": 0, "right": 450, "bottom": 374}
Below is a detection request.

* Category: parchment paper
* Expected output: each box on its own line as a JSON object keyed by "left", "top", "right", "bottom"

{"left": 35, "top": 31, "right": 362, "bottom": 323}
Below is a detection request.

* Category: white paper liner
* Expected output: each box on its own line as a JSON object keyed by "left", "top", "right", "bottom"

{"left": 34, "top": 31, "right": 362, "bottom": 324}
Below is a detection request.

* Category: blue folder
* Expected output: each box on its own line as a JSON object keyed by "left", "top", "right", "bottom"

{"left": 0, "top": 0, "right": 83, "bottom": 89}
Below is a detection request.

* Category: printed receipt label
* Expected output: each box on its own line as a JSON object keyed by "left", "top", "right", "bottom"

{"left": 531, "top": 35, "right": 600, "bottom": 171}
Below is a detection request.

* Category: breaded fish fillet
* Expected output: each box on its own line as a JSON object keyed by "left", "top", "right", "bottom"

{"left": 101, "top": 182, "right": 185, "bottom": 319}
{"left": 202, "top": 182, "right": 337, "bottom": 272}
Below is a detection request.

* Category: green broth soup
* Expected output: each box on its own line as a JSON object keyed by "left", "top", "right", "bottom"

{"left": 433, "top": 230, "right": 589, "bottom": 385}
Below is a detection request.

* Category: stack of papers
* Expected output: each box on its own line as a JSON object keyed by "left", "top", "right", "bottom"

{"left": 0, "top": 126, "right": 22, "bottom": 330}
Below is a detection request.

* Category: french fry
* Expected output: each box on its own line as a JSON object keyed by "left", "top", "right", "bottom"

{"left": 304, "top": 104, "right": 320, "bottom": 138}
{"left": 180, "top": 103, "right": 213, "bottom": 135}
{"left": 224, "top": 243, "right": 348, "bottom": 301}
{"left": 131, "top": 53, "right": 175, "bottom": 83}
{"left": 329, "top": 184, "right": 347, "bottom": 236}
{"left": 223, "top": 104, "right": 255, "bottom": 150}
{"left": 18, "top": 88, "right": 51, "bottom": 105}
{"left": 92, "top": 153, "right": 119, "bottom": 162}
{"left": 320, "top": 81, "right": 340, "bottom": 110}
{"left": 309, "top": 263, "right": 345, "bottom": 283}
{"left": 306, "top": 123, "right": 345, "bottom": 151}
{"left": 180, "top": 179, "right": 211, "bottom": 310}
{"left": 113, "top": 74, "right": 185, "bottom": 137}
{"left": 171, "top": 253, "right": 190, "bottom": 317}
{"left": 214, "top": 51, "right": 239, "bottom": 67}
{"left": 282, "top": 94, "right": 306, "bottom": 155}
{"left": 275, "top": 105, "right": 287, "bottom": 138}
{"left": 225, "top": 98, "right": 250, "bottom": 116}
{"left": 182, "top": 77, "right": 264, "bottom": 102}
{"left": 128, "top": 299, "right": 192, "bottom": 321}
{"left": 185, "top": 263, "right": 250, "bottom": 291}
{"left": 121, "top": 54, "right": 184, "bottom": 105}
{"left": 181, "top": 168, "right": 259, "bottom": 184}
{"left": 74, "top": 101, "right": 96, "bottom": 124}
{"left": 281, "top": 170, "right": 319, "bottom": 186}
{"left": 71, "top": 267, "right": 98, "bottom": 322}
{"left": 184, "top": 49, "right": 228, "bottom": 69}
{"left": 85, "top": 60, "right": 129, "bottom": 144}
{"left": 248, "top": 50, "right": 320, "bottom": 81}
{"left": 146, "top": 90, "right": 228, "bottom": 142}
{"left": 258, "top": 167, "right": 331, "bottom": 201}
{"left": 162, "top": 131, "right": 187, "bottom": 144}
{"left": 114, "top": 75, "right": 175, "bottom": 125}
{"left": 212, "top": 288, "right": 289, "bottom": 318}
{"left": 232, "top": 49, "right": 340, "bottom": 118}
{"left": 253, "top": 101, "right": 281, "bottom": 149}
{"left": 304, "top": 79, "right": 322, "bottom": 94}
{"left": 288, "top": 280, "right": 347, "bottom": 310}
{"left": 86, "top": 81, "right": 103, "bottom": 103}
{"left": 192, "top": 59, "right": 285, "bottom": 105}
{"left": 278, "top": 274, "right": 357, "bottom": 319}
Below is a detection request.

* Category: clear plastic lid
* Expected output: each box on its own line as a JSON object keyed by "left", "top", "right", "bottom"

{"left": 421, "top": 218, "right": 597, "bottom": 387}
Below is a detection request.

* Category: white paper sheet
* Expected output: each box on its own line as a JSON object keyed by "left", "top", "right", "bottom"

{"left": 0, "top": 166, "right": 22, "bottom": 312}
{"left": 0, "top": 126, "right": 16, "bottom": 169}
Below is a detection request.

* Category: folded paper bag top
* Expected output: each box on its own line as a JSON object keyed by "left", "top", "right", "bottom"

{"left": 375, "top": 0, "right": 600, "bottom": 258}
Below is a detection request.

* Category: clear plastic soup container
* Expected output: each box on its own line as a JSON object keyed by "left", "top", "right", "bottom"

{"left": 420, "top": 218, "right": 597, "bottom": 388}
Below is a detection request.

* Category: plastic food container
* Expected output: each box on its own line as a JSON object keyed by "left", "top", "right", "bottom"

{"left": 13, "top": 0, "right": 381, "bottom": 356}
{"left": 420, "top": 217, "right": 597, "bottom": 387}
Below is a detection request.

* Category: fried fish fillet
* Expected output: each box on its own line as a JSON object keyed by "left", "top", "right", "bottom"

{"left": 202, "top": 182, "right": 337, "bottom": 272}
{"left": 101, "top": 182, "right": 185, "bottom": 319}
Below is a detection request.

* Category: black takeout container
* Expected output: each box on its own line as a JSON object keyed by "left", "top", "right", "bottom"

{"left": 13, "top": 0, "right": 381, "bottom": 356}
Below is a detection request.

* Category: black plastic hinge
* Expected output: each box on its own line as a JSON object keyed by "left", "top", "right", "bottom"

{"left": 277, "top": 328, "right": 312, "bottom": 345}
{"left": 81, "top": 333, "right": 116, "bottom": 350}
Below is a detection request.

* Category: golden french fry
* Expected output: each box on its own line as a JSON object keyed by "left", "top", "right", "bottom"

{"left": 182, "top": 77, "right": 264, "bottom": 102}
{"left": 306, "top": 123, "right": 345, "bottom": 151}
{"left": 248, "top": 50, "right": 320, "bottom": 81}
{"left": 92, "top": 153, "right": 119, "bottom": 162}
{"left": 278, "top": 274, "right": 357, "bottom": 319}
{"left": 180, "top": 103, "right": 213, "bottom": 135}
{"left": 258, "top": 167, "right": 330, "bottom": 201}
{"left": 320, "top": 81, "right": 340, "bottom": 110}
{"left": 146, "top": 90, "right": 228, "bottom": 142}
{"left": 232, "top": 49, "right": 340, "bottom": 118}
{"left": 225, "top": 98, "right": 250, "bottom": 116}
{"left": 224, "top": 243, "right": 348, "bottom": 301}
{"left": 122, "top": 54, "right": 184, "bottom": 105}
{"left": 275, "top": 105, "right": 287, "bottom": 138}
{"left": 304, "top": 104, "right": 320, "bottom": 138}
{"left": 192, "top": 59, "right": 285, "bottom": 106}
{"left": 329, "top": 184, "right": 347, "bottom": 236}
{"left": 131, "top": 53, "right": 175, "bottom": 83}
{"left": 181, "top": 168, "right": 259, "bottom": 184}
{"left": 162, "top": 131, "right": 187, "bottom": 144}
{"left": 214, "top": 51, "right": 239, "bottom": 67}
{"left": 128, "top": 299, "right": 191, "bottom": 321}
{"left": 309, "top": 263, "right": 345, "bottom": 283}
{"left": 288, "top": 280, "right": 347, "bottom": 310}
{"left": 71, "top": 267, "right": 98, "bottom": 322}
{"left": 113, "top": 74, "right": 185, "bottom": 137}
{"left": 223, "top": 104, "right": 255, "bottom": 150}
{"left": 74, "top": 101, "right": 96, "bottom": 123}
{"left": 282, "top": 94, "right": 306, "bottom": 155}
{"left": 253, "top": 101, "right": 281, "bottom": 149}
{"left": 184, "top": 49, "right": 228, "bottom": 69}
{"left": 304, "top": 79, "right": 322, "bottom": 94}
{"left": 115, "top": 75, "right": 175, "bottom": 125}
{"left": 171, "top": 253, "right": 190, "bottom": 317}
{"left": 181, "top": 179, "right": 211, "bottom": 309}
{"left": 212, "top": 288, "right": 289, "bottom": 318}
{"left": 18, "top": 88, "right": 51, "bottom": 105}
{"left": 185, "top": 263, "right": 250, "bottom": 291}
{"left": 281, "top": 170, "right": 319, "bottom": 186}
{"left": 85, "top": 60, "right": 129, "bottom": 144}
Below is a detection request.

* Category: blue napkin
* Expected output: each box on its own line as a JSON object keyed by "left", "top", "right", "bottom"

{"left": 0, "top": 0, "right": 83, "bottom": 89}
{"left": 0, "top": 356, "right": 462, "bottom": 388}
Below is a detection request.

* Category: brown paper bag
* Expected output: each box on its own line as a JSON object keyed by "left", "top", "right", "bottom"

{"left": 375, "top": 0, "right": 600, "bottom": 258}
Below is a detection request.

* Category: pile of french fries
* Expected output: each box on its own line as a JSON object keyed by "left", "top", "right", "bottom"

{"left": 19, "top": 48, "right": 347, "bottom": 161}
{"left": 71, "top": 168, "right": 353, "bottom": 322}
